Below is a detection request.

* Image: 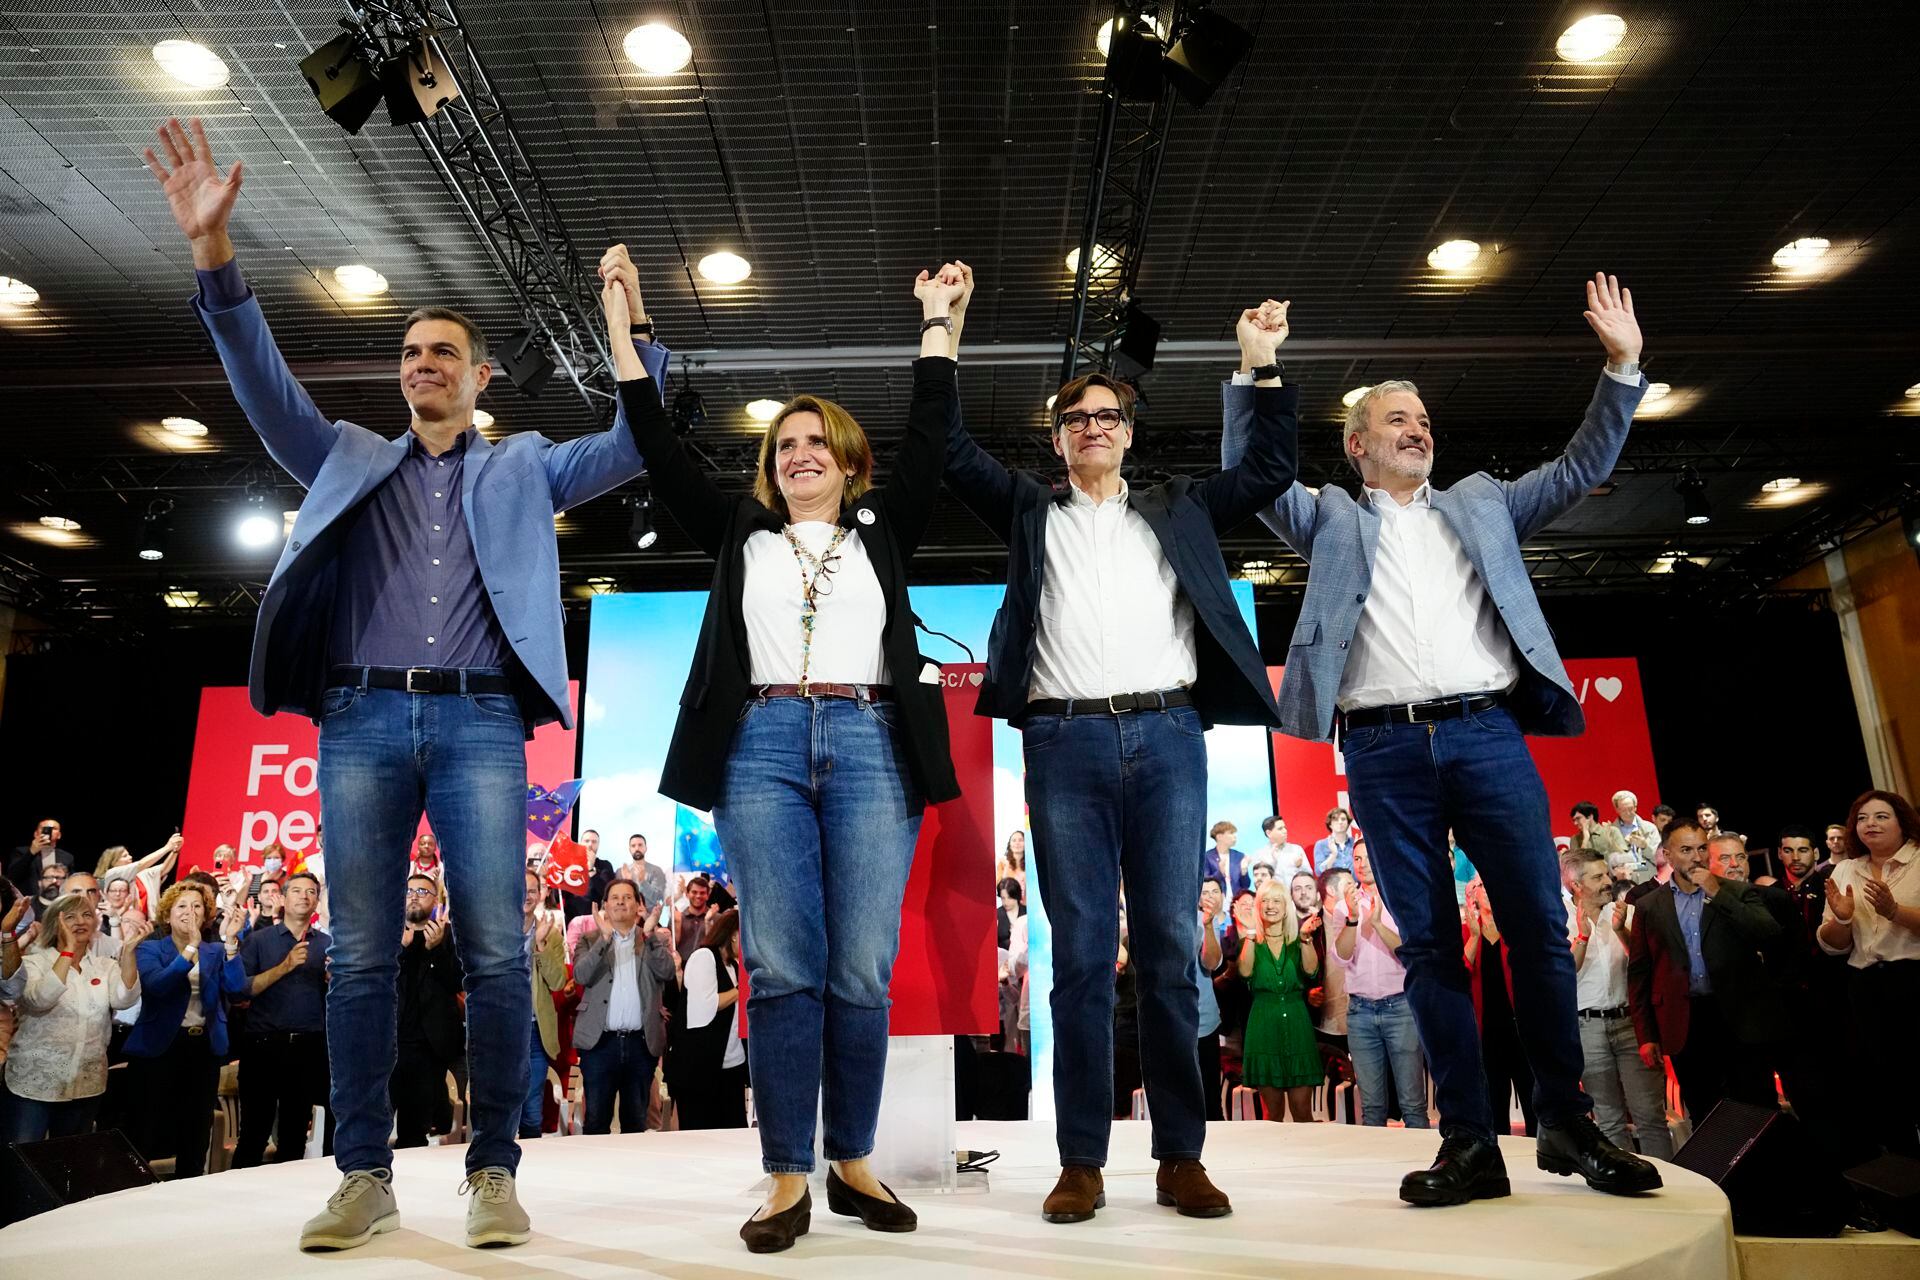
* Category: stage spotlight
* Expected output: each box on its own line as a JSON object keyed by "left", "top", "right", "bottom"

{"left": 745, "top": 398, "right": 784, "bottom": 422}
{"left": 1163, "top": 6, "right": 1252, "bottom": 108}
{"left": 138, "top": 500, "right": 174, "bottom": 562}
{"left": 672, "top": 381, "right": 708, "bottom": 437}
{"left": 629, "top": 493, "right": 658, "bottom": 550}
{"left": 1104, "top": 13, "right": 1165, "bottom": 101}
{"left": 236, "top": 487, "right": 281, "bottom": 549}
{"left": 1676, "top": 467, "right": 1712, "bottom": 526}
{"left": 383, "top": 33, "right": 459, "bottom": 127}
{"left": 300, "top": 30, "right": 386, "bottom": 135}
{"left": 495, "top": 327, "right": 555, "bottom": 396}
{"left": 1112, "top": 301, "right": 1161, "bottom": 380}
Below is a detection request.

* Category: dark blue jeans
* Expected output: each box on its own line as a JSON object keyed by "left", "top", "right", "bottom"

{"left": 1339, "top": 702, "right": 1590, "bottom": 1140}
{"left": 711, "top": 696, "right": 922, "bottom": 1174}
{"left": 579, "top": 1032, "right": 657, "bottom": 1135}
{"left": 317, "top": 678, "right": 532, "bottom": 1176}
{"left": 1024, "top": 705, "right": 1209, "bottom": 1167}
{"left": 521, "top": 1020, "right": 547, "bottom": 1137}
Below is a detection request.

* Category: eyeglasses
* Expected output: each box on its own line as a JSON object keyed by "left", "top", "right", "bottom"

{"left": 405, "top": 887, "right": 437, "bottom": 898}
{"left": 1055, "top": 408, "right": 1128, "bottom": 434}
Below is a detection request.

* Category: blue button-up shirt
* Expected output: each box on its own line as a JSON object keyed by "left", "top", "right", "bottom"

{"left": 1196, "top": 911, "right": 1224, "bottom": 1038}
{"left": 1670, "top": 880, "right": 1712, "bottom": 996}
{"left": 237, "top": 922, "right": 331, "bottom": 1033}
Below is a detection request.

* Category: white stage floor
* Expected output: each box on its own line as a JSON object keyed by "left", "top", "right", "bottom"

{"left": 0, "top": 1120, "right": 1737, "bottom": 1278}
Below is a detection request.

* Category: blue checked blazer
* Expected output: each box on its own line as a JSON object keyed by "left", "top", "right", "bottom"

{"left": 1221, "top": 372, "right": 1646, "bottom": 743}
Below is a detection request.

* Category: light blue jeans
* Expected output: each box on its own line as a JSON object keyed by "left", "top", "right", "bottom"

{"left": 711, "top": 696, "right": 922, "bottom": 1174}
{"left": 316, "top": 677, "right": 532, "bottom": 1175}
{"left": 1347, "top": 992, "right": 1431, "bottom": 1128}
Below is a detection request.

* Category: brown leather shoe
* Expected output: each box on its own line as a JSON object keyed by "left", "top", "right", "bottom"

{"left": 1156, "top": 1159, "right": 1232, "bottom": 1218}
{"left": 1042, "top": 1165, "right": 1105, "bottom": 1224}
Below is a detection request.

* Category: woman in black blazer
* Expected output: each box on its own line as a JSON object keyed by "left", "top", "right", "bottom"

{"left": 599, "top": 249, "right": 966, "bottom": 1252}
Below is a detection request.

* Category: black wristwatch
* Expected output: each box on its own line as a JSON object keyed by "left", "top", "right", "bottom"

{"left": 1249, "top": 362, "right": 1284, "bottom": 383}
{"left": 631, "top": 321, "right": 655, "bottom": 340}
{"left": 921, "top": 315, "right": 955, "bottom": 334}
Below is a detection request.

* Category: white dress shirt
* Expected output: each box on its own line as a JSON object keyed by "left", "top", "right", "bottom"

{"left": 742, "top": 523, "right": 889, "bottom": 685}
{"left": 684, "top": 948, "right": 746, "bottom": 1069}
{"left": 605, "top": 926, "right": 644, "bottom": 1032}
{"left": 2, "top": 949, "right": 139, "bottom": 1102}
{"left": 1820, "top": 843, "right": 1920, "bottom": 966}
{"left": 1030, "top": 480, "right": 1197, "bottom": 701}
{"left": 1570, "top": 899, "right": 1631, "bottom": 1010}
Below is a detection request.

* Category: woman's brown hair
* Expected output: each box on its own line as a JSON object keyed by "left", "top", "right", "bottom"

{"left": 753, "top": 396, "right": 874, "bottom": 517}
{"left": 1844, "top": 789, "right": 1920, "bottom": 859}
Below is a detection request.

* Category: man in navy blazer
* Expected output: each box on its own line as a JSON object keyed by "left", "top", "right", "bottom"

{"left": 944, "top": 285, "right": 1298, "bottom": 1225}
{"left": 144, "top": 118, "right": 666, "bottom": 1251}
{"left": 1222, "top": 274, "right": 1663, "bottom": 1206}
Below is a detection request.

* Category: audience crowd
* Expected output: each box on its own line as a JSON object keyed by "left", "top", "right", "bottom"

{"left": 4, "top": 783, "right": 1916, "bottom": 1188}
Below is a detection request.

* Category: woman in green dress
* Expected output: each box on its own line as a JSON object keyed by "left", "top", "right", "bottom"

{"left": 1237, "top": 879, "right": 1323, "bottom": 1121}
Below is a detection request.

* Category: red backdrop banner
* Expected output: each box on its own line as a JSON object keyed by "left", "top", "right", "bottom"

{"left": 179, "top": 683, "right": 580, "bottom": 875}
{"left": 1268, "top": 658, "right": 1660, "bottom": 858}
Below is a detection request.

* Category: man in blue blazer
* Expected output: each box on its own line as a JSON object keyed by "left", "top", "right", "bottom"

{"left": 1222, "top": 274, "right": 1663, "bottom": 1206}
{"left": 144, "top": 119, "right": 667, "bottom": 1250}
{"left": 944, "top": 283, "right": 1298, "bottom": 1225}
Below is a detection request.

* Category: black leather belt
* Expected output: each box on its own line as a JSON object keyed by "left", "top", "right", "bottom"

{"left": 328, "top": 665, "right": 515, "bottom": 696}
{"left": 1578, "top": 1007, "right": 1631, "bottom": 1021}
{"left": 1340, "top": 691, "right": 1504, "bottom": 730}
{"left": 1025, "top": 688, "right": 1194, "bottom": 718}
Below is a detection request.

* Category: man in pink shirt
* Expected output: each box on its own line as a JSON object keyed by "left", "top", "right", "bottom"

{"left": 1326, "top": 838, "right": 1430, "bottom": 1129}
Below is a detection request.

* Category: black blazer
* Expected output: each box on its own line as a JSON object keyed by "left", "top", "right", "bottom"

{"left": 1626, "top": 879, "right": 1792, "bottom": 1053}
{"left": 620, "top": 359, "right": 961, "bottom": 812}
{"left": 941, "top": 382, "right": 1300, "bottom": 726}
{"left": 397, "top": 926, "right": 465, "bottom": 1063}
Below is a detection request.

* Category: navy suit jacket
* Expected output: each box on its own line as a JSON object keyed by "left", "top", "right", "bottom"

{"left": 127, "top": 939, "right": 251, "bottom": 1058}
{"left": 942, "top": 382, "right": 1300, "bottom": 727}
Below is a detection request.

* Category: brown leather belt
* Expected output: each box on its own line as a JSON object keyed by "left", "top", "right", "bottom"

{"left": 754, "top": 683, "right": 893, "bottom": 702}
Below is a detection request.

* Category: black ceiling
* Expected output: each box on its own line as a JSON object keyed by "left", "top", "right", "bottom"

{"left": 2, "top": 0, "right": 1917, "bottom": 629}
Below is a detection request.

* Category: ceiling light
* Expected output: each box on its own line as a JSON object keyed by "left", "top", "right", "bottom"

{"left": 1642, "top": 382, "right": 1671, "bottom": 401}
{"left": 333, "top": 264, "right": 389, "bottom": 297}
{"left": 1771, "top": 237, "right": 1830, "bottom": 274}
{"left": 586, "top": 577, "right": 619, "bottom": 595}
{"left": 153, "top": 39, "right": 230, "bottom": 89}
{"left": 1761, "top": 477, "right": 1802, "bottom": 494}
{"left": 1904, "top": 383, "right": 1920, "bottom": 399}
{"left": 1555, "top": 15, "right": 1626, "bottom": 63}
{"left": 0, "top": 275, "right": 39, "bottom": 307}
{"left": 1065, "top": 245, "right": 1118, "bottom": 275}
{"left": 623, "top": 23, "right": 692, "bottom": 74}
{"left": 161, "top": 415, "right": 209, "bottom": 436}
{"left": 1426, "top": 239, "right": 1481, "bottom": 272}
{"left": 138, "top": 500, "right": 174, "bottom": 562}
{"left": 38, "top": 515, "right": 81, "bottom": 532}
{"left": 1096, "top": 15, "right": 1164, "bottom": 57}
{"left": 236, "top": 489, "right": 281, "bottom": 549}
{"left": 472, "top": 409, "right": 495, "bottom": 430}
{"left": 1046, "top": 394, "right": 1057, "bottom": 411}
{"left": 1342, "top": 386, "right": 1372, "bottom": 408}
{"left": 1676, "top": 467, "right": 1712, "bottom": 526}
{"left": 162, "top": 589, "right": 201, "bottom": 609}
{"left": 629, "top": 494, "right": 658, "bottom": 550}
{"left": 745, "top": 399, "right": 783, "bottom": 422}
{"left": 697, "top": 252, "right": 751, "bottom": 285}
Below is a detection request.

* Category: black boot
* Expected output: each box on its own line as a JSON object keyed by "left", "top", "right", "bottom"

{"left": 1536, "top": 1114, "right": 1664, "bottom": 1194}
{"left": 1400, "top": 1132, "right": 1512, "bottom": 1207}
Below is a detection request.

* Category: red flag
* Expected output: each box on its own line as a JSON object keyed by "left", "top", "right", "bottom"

{"left": 543, "top": 832, "right": 590, "bottom": 895}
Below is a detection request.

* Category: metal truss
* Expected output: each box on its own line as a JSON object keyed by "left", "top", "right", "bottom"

{"left": 348, "top": 0, "right": 614, "bottom": 409}
{"left": 1060, "top": 2, "right": 1187, "bottom": 385}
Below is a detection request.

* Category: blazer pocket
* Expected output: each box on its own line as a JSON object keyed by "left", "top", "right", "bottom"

{"left": 1290, "top": 619, "right": 1320, "bottom": 648}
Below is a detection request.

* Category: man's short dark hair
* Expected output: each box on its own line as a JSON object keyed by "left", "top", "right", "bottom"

{"left": 1777, "top": 824, "right": 1817, "bottom": 846}
{"left": 407, "top": 873, "right": 438, "bottom": 892}
{"left": 688, "top": 874, "right": 712, "bottom": 891}
{"left": 284, "top": 871, "right": 321, "bottom": 894}
{"left": 1050, "top": 370, "right": 1136, "bottom": 433}
{"left": 1262, "top": 815, "right": 1284, "bottom": 835}
{"left": 997, "top": 877, "right": 1025, "bottom": 904}
{"left": 629, "top": 833, "right": 647, "bottom": 845}
{"left": 1663, "top": 819, "right": 1708, "bottom": 847}
{"left": 1325, "top": 807, "right": 1350, "bottom": 827}
{"left": 1652, "top": 805, "right": 1676, "bottom": 821}
{"left": 604, "top": 879, "right": 640, "bottom": 904}
{"left": 1571, "top": 801, "right": 1601, "bottom": 822}
{"left": 1201, "top": 873, "right": 1225, "bottom": 893}
{"left": 403, "top": 306, "right": 488, "bottom": 365}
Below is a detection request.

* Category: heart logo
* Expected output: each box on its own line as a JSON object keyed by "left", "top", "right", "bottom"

{"left": 968, "top": 671, "right": 984, "bottom": 687}
{"left": 1594, "top": 677, "right": 1623, "bottom": 703}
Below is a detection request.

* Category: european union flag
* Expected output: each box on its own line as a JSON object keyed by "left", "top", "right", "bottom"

{"left": 526, "top": 779, "right": 584, "bottom": 842}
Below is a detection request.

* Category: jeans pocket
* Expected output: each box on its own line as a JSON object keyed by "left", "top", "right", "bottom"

{"left": 1466, "top": 705, "right": 1522, "bottom": 736}
{"left": 319, "top": 685, "right": 360, "bottom": 718}
{"left": 1339, "top": 723, "right": 1387, "bottom": 755}
{"left": 1165, "top": 705, "right": 1206, "bottom": 739}
{"left": 1021, "top": 714, "right": 1067, "bottom": 753}
{"left": 857, "top": 698, "right": 901, "bottom": 731}
{"left": 468, "top": 692, "right": 524, "bottom": 723}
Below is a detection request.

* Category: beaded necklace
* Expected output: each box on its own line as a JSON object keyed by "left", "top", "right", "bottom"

{"left": 784, "top": 523, "right": 849, "bottom": 694}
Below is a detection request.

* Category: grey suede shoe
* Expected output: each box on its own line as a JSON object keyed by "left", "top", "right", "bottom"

{"left": 299, "top": 1169, "right": 400, "bottom": 1251}
{"left": 461, "top": 1167, "right": 532, "bottom": 1248}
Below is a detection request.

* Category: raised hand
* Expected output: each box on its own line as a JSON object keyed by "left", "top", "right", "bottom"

{"left": 1825, "top": 876, "right": 1855, "bottom": 921}
{"left": 1236, "top": 299, "right": 1291, "bottom": 369}
{"left": 400, "top": 923, "right": 418, "bottom": 950}
{"left": 143, "top": 118, "right": 244, "bottom": 247}
{"left": 283, "top": 939, "right": 310, "bottom": 972}
{"left": 165, "top": 833, "right": 185, "bottom": 854}
{"left": 423, "top": 917, "right": 448, "bottom": 950}
{"left": 1343, "top": 886, "right": 1360, "bottom": 923}
{"left": 1860, "top": 877, "right": 1897, "bottom": 920}
{"left": 1, "top": 895, "right": 27, "bottom": 933}
{"left": 1582, "top": 272, "right": 1641, "bottom": 366}
{"left": 535, "top": 913, "right": 556, "bottom": 951}
{"left": 946, "top": 260, "right": 975, "bottom": 318}
{"left": 121, "top": 916, "right": 154, "bottom": 949}
{"left": 598, "top": 243, "right": 644, "bottom": 316}
{"left": 914, "top": 266, "right": 965, "bottom": 313}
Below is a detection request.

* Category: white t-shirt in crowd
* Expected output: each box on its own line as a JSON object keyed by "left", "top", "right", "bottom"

{"left": 1570, "top": 899, "right": 1631, "bottom": 1010}
{"left": 684, "top": 948, "right": 746, "bottom": 1069}
{"left": 742, "top": 523, "right": 889, "bottom": 685}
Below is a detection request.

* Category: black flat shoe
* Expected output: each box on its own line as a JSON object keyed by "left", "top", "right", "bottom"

{"left": 1536, "top": 1115, "right": 1663, "bottom": 1195}
{"left": 740, "top": 1188, "right": 812, "bottom": 1253}
{"left": 826, "top": 1167, "right": 918, "bottom": 1232}
{"left": 1400, "top": 1133, "right": 1513, "bottom": 1207}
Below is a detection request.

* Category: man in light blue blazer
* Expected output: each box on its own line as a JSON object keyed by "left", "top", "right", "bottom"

{"left": 1223, "top": 274, "right": 1663, "bottom": 1207}
{"left": 144, "top": 118, "right": 666, "bottom": 1251}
